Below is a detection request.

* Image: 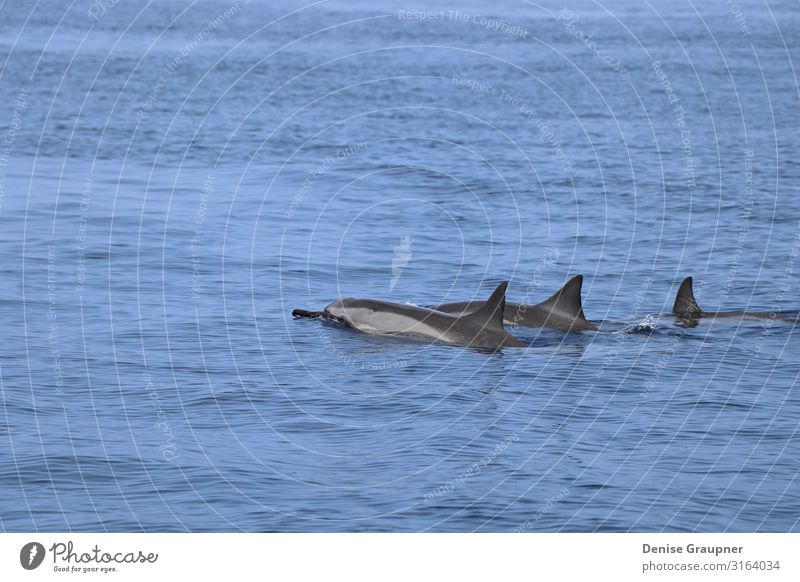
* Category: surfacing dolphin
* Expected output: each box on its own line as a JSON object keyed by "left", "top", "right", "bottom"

{"left": 292, "top": 281, "right": 526, "bottom": 349}
{"left": 672, "top": 276, "right": 798, "bottom": 324}
{"left": 431, "top": 275, "right": 597, "bottom": 332}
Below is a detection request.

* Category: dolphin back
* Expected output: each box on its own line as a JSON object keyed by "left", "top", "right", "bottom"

{"left": 460, "top": 281, "right": 508, "bottom": 330}
{"left": 431, "top": 275, "right": 596, "bottom": 331}
{"left": 458, "top": 282, "right": 527, "bottom": 348}
{"left": 430, "top": 300, "right": 480, "bottom": 315}
{"left": 531, "top": 275, "right": 597, "bottom": 330}
{"left": 673, "top": 276, "right": 701, "bottom": 316}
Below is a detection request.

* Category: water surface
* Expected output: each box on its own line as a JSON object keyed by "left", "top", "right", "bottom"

{"left": 0, "top": 0, "right": 798, "bottom": 531}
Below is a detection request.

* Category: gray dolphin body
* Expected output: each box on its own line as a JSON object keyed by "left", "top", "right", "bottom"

{"left": 431, "top": 275, "right": 597, "bottom": 332}
{"left": 672, "top": 276, "right": 797, "bottom": 323}
{"left": 292, "top": 282, "right": 526, "bottom": 349}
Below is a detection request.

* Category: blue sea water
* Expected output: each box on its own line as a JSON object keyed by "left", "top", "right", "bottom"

{"left": 1, "top": 0, "right": 799, "bottom": 532}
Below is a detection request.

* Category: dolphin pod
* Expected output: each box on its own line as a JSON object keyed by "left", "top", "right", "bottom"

{"left": 293, "top": 275, "right": 797, "bottom": 350}
{"left": 432, "top": 275, "right": 597, "bottom": 332}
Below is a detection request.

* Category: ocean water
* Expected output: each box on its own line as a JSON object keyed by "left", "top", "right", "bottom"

{"left": 1, "top": 0, "right": 799, "bottom": 532}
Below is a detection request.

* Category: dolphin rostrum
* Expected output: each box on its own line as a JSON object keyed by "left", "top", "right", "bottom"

{"left": 292, "top": 281, "right": 526, "bottom": 349}
{"left": 672, "top": 276, "right": 797, "bottom": 323}
{"left": 431, "top": 275, "right": 597, "bottom": 332}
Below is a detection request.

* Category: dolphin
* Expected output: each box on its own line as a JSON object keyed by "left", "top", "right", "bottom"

{"left": 292, "top": 281, "right": 527, "bottom": 349}
{"left": 672, "top": 276, "right": 798, "bottom": 324}
{"left": 431, "top": 275, "right": 597, "bottom": 332}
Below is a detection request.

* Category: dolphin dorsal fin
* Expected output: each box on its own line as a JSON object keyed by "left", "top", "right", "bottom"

{"left": 538, "top": 275, "right": 588, "bottom": 320}
{"left": 462, "top": 281, "right": 509, "bottom": 330}
{"left": 673, "top": 276, "right": 701, "bottom": 316}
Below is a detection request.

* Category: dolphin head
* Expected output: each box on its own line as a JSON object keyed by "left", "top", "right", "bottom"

{"left": 326, "top": 298, "right": 462, "bottom": 339}
{"left": 325, "top": 299, "right": 367, "bottom": 321}
{"left": 324, "top": 299, "right": 388, "bottom": 330}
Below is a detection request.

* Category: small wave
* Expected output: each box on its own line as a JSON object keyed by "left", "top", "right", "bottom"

{"left": 622, "top": 314, "right": 658, "bottom": 334}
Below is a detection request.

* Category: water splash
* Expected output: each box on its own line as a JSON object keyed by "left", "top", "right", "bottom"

{"left": 622, "top": 314, "right": 658, "bottom": 334}
{"left": 390, "top": 235, "right": 413, "bottom": 292}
